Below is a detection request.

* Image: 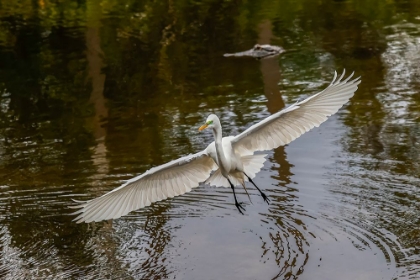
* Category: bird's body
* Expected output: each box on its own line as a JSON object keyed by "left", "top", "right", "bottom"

{"left": 71, "top": 70, "right": 361, "bottom": 223}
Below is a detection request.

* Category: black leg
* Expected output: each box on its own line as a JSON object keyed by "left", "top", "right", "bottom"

{"left": 244, "top": 173, "right": 270, "bottom": 204}
{"left": 228, "top": 179, "right": 245, "bottom": 214}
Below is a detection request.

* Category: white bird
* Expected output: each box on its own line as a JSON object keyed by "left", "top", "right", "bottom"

{"left": 71, "top": 70, "right": 361, "bottom": 223}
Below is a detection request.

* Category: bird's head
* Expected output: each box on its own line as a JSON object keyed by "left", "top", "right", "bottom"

{"left": 199, "top": 114, "right": 218, "bottom": 131}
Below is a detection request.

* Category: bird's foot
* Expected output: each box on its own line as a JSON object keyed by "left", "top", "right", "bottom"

{"left": 261, "top": 192, "right": 270, "bottom": 205}
{"left": 235, "top": 202, "right": 246, "bottom": 214}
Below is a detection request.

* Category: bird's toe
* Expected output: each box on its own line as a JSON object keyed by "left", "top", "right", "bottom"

{"left": 235, "top": 202, "right": 246, "bottom": 214}
{"left": 261, "top": 193, "right": 270, "bottom": 204}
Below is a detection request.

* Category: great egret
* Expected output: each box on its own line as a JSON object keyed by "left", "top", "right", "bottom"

{"left": 71, "top": 70, "right": 360, "bottom": 223}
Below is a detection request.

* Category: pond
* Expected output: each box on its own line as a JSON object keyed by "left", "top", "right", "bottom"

{"left": 0, "top": 0, "right": 419, "bottom": 279}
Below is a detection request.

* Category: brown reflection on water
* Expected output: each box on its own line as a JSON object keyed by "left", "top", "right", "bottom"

{"left": 256, "top": 19, "right": 309, "bottom": 279}
{"left": 86, "top": 1, "right": 109, "bottom": 181}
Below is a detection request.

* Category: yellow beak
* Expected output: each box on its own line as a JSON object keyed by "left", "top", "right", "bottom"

{"left": 198, "top": 124, "right": 208, "bottom": 131}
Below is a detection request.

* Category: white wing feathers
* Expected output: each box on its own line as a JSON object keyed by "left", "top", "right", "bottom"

{"left": 71, "top": 151, "right": 216, "bottom": 223}
{"left": 231, "top": 70, "right": 361, "bottom": 155}
{"left": 71, "top": 70, "right": 360, "bottom": 223}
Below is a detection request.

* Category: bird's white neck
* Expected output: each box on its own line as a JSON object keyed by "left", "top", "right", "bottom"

{"left": 212, "top": 124, "right": 229, "bottom": 173}
{"left": 212, "top": 123, "right": 223, "bottom": 143}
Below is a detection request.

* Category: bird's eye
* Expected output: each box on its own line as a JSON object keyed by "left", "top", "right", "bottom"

{"left": 207, "top": 120, "right": 213, "bottom": 125}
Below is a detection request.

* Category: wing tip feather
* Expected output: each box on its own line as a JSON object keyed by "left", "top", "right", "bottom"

{"left": 231, "top": 69, "right": 361, "bottom": 154}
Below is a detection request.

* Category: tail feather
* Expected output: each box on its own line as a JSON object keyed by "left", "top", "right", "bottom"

{"left": 205, "top": 169, "right": 230, "bottom": 187}
{"left": 204, "top": 154, "right": 267, "bottom": 187}
{"left": 242, "top": 153, "right": 267, "bottom": 179}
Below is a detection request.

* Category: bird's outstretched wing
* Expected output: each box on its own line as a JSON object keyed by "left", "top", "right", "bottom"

{"left": 71, "top": 151, "right": 216, "bottom": 223}
{"left": 231, "top": 70, "right": 361, "bottom": 155}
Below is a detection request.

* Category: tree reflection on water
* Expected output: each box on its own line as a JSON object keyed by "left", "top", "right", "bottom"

{"left": 0, "top": 0, "right": 419, "bottom": 279}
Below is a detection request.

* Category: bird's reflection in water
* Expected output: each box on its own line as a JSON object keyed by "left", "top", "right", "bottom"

{"left": 101, "top": 204, "right": 173, "bottom": 279}
{"left": 138, "top": 205, "right": 172, "bottom": 278}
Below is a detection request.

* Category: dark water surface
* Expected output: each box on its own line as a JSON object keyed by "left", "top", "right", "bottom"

{"left": 0, "top": 0, "right": 419, "bottom": 279}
